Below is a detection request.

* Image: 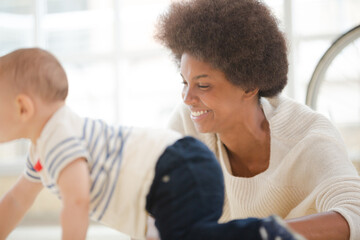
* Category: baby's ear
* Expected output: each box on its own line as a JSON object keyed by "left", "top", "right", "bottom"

{"left": 15, "top": 94, "right": 35, "bottom": 122}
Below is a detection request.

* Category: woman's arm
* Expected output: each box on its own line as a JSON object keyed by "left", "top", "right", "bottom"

{"left": 287, "top": 211, "right": 350, "bottom": 240}
{"left": 58, "top": 158, "right": 90, "bottom": 240}
{"left": 0, "top": 175, "right": 43, "bottom": 239}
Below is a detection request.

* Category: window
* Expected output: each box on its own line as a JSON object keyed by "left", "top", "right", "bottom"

{"left": 0, "top": 0, "right": 180, "bottom": 174}
{"left": 291, "top": 0, "right": 360, "bottom": 102}
{"left": 0, "top": 0, "right": 360, "bottom": 174}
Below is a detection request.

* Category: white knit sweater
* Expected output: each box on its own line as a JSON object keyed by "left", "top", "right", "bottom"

{"left": 168, "top": 95, "right": 360, "bottom": 240}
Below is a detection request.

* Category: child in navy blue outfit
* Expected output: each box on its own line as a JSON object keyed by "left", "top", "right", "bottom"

{"left": 146, "top": 137, "right": 305, "bottom": 240}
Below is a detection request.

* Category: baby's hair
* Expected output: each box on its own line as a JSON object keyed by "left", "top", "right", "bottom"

{"left": 156, "top": 0, "right": 288, "bottom": 97}
{"left": 0, "top": 48, "right": 68, "bottom": 102}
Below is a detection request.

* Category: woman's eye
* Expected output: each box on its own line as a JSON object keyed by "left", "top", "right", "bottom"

{"left": 181, "top": 80, "right": 188, "bottom": 86}
{"left": 198, "top": 84, "right": 209, "bottom": 89}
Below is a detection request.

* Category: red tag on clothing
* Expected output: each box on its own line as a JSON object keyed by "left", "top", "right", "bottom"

{"left": 34, "top": 159, "right": 43, "bottom": 172}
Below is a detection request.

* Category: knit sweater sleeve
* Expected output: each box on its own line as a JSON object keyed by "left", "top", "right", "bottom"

{"left": 296, "top": 134, "right": 360, "bottom": 240}
{"left": 263, "top": 96, "right": 360, "bottom": 239}
{"left": 282, "top": 118, "right": 360, "bottom": 240}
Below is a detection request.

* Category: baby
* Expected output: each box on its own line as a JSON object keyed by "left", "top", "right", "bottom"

{"left": 0, "top": 48, "right": 304, "bottom": 240}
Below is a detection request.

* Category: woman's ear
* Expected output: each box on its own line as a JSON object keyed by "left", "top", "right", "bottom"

{"left": 15, "top": 94, "right": 35, "bottom": 122}
{"left": 244, "top": 88, "right": 259, "bottom": 99}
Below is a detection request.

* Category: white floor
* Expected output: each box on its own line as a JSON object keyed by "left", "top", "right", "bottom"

{"left": 8, "top": 225, "right": 130, "bottom": 240}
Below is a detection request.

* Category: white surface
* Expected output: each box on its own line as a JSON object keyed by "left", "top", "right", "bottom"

{"left": 8, "top": 225, "right": 130, "bottom": 240}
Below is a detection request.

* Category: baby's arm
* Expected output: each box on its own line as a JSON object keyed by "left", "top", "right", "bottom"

{"left": 146, "top": 216, "right": 160, "bottom": 240}
{"left": 57, "top": 158, "right": 90, "bottom": 240}
{"left": 0, "top": 175, "right": 43, "bottom": 239}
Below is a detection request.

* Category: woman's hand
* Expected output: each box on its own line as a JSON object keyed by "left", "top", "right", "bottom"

{"left": 286, "top": 211, "right": 350, "bottom": 240}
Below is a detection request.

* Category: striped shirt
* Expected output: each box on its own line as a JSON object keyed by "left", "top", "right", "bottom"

{"left": 24, "top": 105, "right": 181, "bottom": 238}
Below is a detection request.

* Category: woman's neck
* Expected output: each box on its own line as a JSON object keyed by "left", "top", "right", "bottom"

{"left": 219, "top": 103, "right": 270, "bottom": 177}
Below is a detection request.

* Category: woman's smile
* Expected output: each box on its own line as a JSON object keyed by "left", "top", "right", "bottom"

{"left": 190, "top": 109, "right": 211, "bottom": 119}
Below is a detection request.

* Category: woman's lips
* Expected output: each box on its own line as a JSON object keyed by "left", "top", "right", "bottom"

{"left": 190, "top": 110, "right": 211, "bottom": 120}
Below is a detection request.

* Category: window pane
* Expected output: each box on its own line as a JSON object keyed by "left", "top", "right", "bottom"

{"left": 294, "top": 39, "right": 331, "bottom": 102}
{"left": 0, "top": 0, "right": 33, "bottom": 14}
{"left": 119, "top": 53, "right": 181, "bottom": 128}
{"left": 44, "top": 9, "right": 114, "bottom": 56}
{"left": 119, "top": 2, "right": 169, "bottom": 52}
{"left": 64, "top": 61, "right": 117, "bottom": 124}
{"left": 0, "top": 26, "right": 33, "bottom": 55}
{"left": 47, "top": 0, "right": 112, "bottom": 13}
{"left": 0, "top": 12, "right": 33, "bottom": 55}
{"left": 264, "top": 0, "right": 284, "bottom": 26}
{"left": 293, "top": 0, "right": 360, "bottom": 36}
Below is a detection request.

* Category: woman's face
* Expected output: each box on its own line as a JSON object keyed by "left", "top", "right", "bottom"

{"left": 180, "top": 53, "right": 250, "bottom": 134}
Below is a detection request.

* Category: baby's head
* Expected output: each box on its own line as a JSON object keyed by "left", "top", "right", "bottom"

{"left": 0, "top": 48, "right": 68, "bottom": 102}
{"left": 0, "top": 48, "right": 68, "bottom": 143}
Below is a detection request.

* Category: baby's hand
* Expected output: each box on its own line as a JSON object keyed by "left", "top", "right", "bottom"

{"left": 259, "top": 215, "right": 306, "bottom": 240}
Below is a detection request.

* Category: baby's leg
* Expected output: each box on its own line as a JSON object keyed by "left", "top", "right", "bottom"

{"left": 146, "top": 136, "right": 224, "bottom": 239}
{"left": 146, "top": 137, "right": 303, "bottom": 240}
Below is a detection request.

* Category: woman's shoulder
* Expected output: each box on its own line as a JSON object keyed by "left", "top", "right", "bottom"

{"left": 262, "top": 94, "right": 343, "bottom": 143}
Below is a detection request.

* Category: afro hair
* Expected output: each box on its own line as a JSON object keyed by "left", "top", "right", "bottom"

{"left": 156, "top": 0, "right": 288, "bottom": 97}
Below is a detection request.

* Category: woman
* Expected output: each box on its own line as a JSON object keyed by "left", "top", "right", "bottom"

{"left": 155, "top": 0, "right": 360, "bottom": 239}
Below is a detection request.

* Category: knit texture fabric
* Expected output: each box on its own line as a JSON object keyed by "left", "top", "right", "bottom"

{"left": 168, "top": 94, "right": 360, "bottom": 240}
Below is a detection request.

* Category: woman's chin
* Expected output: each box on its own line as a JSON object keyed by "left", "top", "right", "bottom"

{"left": 194, "top": 123, "right": 214, "bottom": 134}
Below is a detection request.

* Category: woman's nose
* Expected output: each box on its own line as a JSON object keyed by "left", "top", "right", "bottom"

{"left": 182, "top": 86, "right": 196, "bottom": 105}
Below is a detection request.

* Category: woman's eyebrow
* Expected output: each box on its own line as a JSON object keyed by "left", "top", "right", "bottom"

{"left": 180, "top": 73, "right": 210, "bottom": 80}
{"left": 193, "top": 74, "right": 209, "bottom": 80}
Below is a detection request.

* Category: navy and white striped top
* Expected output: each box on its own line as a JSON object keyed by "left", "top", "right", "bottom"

{"left": 24, "top": 106, "right": 181, "bottom": 237}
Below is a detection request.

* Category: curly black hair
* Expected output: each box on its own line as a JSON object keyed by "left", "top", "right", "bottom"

{"left": 155, "top": 0, "right": 288, "bottom": 97}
